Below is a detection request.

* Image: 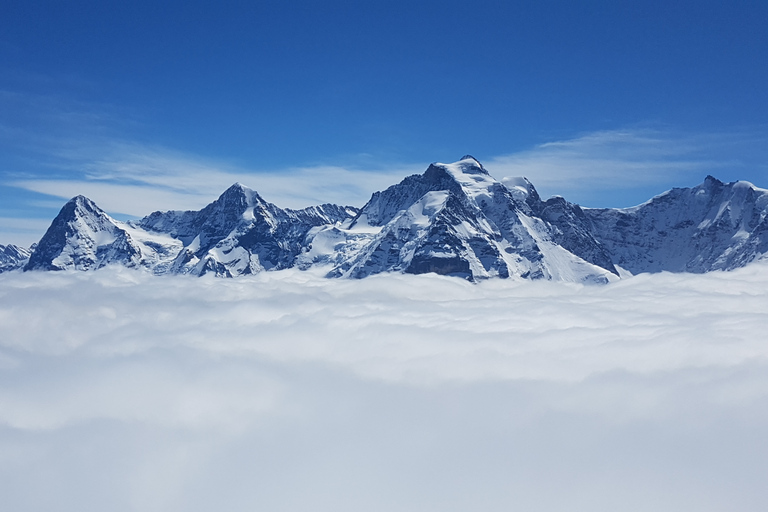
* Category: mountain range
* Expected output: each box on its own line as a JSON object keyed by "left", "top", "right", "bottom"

{"left": 3, "top": 156, "right": 768, "bottom": 283}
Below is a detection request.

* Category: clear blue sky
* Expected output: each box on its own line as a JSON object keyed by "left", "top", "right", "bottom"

{"left": 2, "top": 0, "right": 768, "bottom": 245}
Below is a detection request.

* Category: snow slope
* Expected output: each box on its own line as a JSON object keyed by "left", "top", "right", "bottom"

{"left": 332, "top": 156, "right": 617, "bottom": 282}
{"left": 14, "top": 157, "right": 768, "bottom": 282}
{"left": 0, "top": 244, "right": 32, "bottom": 273}
{"left": 584, "top": 176, "right": 768, "bottom": 273}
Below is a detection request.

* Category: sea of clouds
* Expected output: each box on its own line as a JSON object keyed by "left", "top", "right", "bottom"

{"left": 1, "top": 265, "right": 768, "bottom": 511}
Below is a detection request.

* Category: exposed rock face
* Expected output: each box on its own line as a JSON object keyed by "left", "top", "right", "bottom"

{"left": 584, "top": 176, "right": 768, "bottom": 273}
{"left": 329, "top": 156, "right": 617, "bottom": 283}
{"left": 0, "top": 243, "right": 33, "bottom": 273}
{"left": 24, "top": 196, "right": 147, "bottom": 272}
{"left": 12, "top": 157, "right": 768, "bottom": 282}
{"left": 20, "top": 186, "right": 357, "bottom": 277}
{"left": 137, "top": 183, "right": 358, "bottom": 277}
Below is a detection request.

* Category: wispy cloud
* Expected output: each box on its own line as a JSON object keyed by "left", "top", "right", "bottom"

{"left": 10, "top": 126, "right": 766, "bottom": 219}
{"left": 9, "top": 141, "right": 419, "bottom": 216}
{"left": 487, "top": 129, "right": 732, "bottom": 204}
{"left": 0, "top": 89, "right": 418, "bottom": 224}
{"left": 3, "top": 89, "right": 767, "bottom": 241}
{"left": 1, "top": 266, "right": 768, "bottom": 509}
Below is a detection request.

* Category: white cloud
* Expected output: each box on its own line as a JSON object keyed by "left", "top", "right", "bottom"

{"left": 6, "top": 126, "right": 768, "bottom": 246}
{"left": 1, "top": 265, "right": 768, "bottom": 510}
{"left": 9, "top": 179, "right": 215, "bottom": 218}
{"left": 487, "top": 128, "right": 745, "bottom": 204}
{"left": 9, "top": 142, "right": 418, "bottom": 216}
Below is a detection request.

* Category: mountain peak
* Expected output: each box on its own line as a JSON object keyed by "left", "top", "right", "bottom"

{"left": 217, "top": 182, "right": 261, "bottom": 209}
{"left": 703, "top": 175, "right": 725, "bottom": 189}
{"left": 58, "top": 195, "right": 106, "bottom": 220}
{"left": 0, "top": 243, "right": 32, "bottom": 272}
{"left": 8, "top": 158, "right": 768, "bottom": 282}
{"left": 456, "top": 155, "right": 487, "bottom": 175}
{"left": 67, "top": 194, "right": 98, "bottom": 208}
{"left": 223, "top": 182, "right": 254, "bottom": 195}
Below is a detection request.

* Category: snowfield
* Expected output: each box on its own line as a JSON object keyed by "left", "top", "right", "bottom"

{"left": 1, "top": 265, "right": 768, "bottom": 511}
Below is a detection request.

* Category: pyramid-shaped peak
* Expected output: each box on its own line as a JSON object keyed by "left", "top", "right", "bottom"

{"left": 67, "top": 195, "right": 97, "bottom": 207}
{"left": 219, "top": 181, "right": 258, "bottom": 202}
{"left": 704, "top": 175, "right": 723, "bottom": 186}
{"left": 224, "top": 182, "right": 255, "bottom": 194}
{"left": 217, "top": 182, "right": 262, "bottom": 205}
{"left": 60, "top": 195, "right": 106, "bottom": 218}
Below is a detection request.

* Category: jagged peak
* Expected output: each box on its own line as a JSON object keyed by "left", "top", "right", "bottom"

{"left": 701, "top": 176, "right": 765, "bottom": 194}
{"left": 66, "top": 194, "right": 98, "bottom": 207}
{"left": 425, "top": 156, "right": 488, "bottom": 179}
{"left": 222, "top": 182, "right": 255, "bottom": 195}
{"left": 425, "top": 157, "right": 489, "bottom": 182}
{"left": 58, "top": 195, "right": 107, "bottom": 218}
{"left": 456, "top": 155, "right": 488, "bottom": 175}
{"left": 704, "top": 175, "right": 723, "bottom": 186}
{"left": 0, "top": 243, "right": 31, "bottom": 257}
{"left": 217, "top": 182, "right": 262, "bottom": 208}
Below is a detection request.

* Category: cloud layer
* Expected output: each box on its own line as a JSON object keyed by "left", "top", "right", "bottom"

{"left": 1, "top": 266, "right": 768, "bottom": 511}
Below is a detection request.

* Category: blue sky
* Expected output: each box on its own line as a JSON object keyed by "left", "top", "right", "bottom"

{"left": 1, "top": 0, "right": 768, "bottom": 245}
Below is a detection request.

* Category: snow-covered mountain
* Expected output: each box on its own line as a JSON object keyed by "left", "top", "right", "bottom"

{"left": 23, "top": 185, "right": 357, "bottom": 277}
{"left": 584, "top": 176, "right": 768, "bottom": 273}
{"left": 24, "top": 195, "right": 182, "bottom": 272}
{"left": 7, "top": 157, "right": 768, "bottom": 282}
{"left": 0, "top": 243, "right": 32, "bottom": 273}
{"left": 327, "top": 156, "right": 617, "bottom": 283}
{"left": 137, "top": 183, "right": 357, "bottom": 276}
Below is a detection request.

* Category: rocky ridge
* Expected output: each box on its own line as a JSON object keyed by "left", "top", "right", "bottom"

{"left": 4, "top": 156, "right": 768, "bottom": 282}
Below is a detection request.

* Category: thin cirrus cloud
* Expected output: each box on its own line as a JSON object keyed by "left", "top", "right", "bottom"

{"left": 488, "top": 128, "right": 744, "bottom": 206}
{"left": 11, "top": 128, "right": 752, "bottom": 211}
{"left": 11, "top": 142, "right": 419, "bottom": 216}
{"left": 1, "top": 265, "right": 768, "bottom": 510}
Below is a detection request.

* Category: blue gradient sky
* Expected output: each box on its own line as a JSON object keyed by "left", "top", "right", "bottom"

{"left": 2, "top": 0, "right": 768, "bottom": 245}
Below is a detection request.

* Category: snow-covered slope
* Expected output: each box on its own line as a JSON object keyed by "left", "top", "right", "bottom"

{"left": 585, "top": 176, "right": 768, "bottom": 273}
{"left": 13, "top": 158, "right": 768, "bottom": 281}
{"left": 0, "top": 244, "right": 33, "bottom": 273}
{"left": 21, "top": 185, "right": 357, "bottom": 277}
{"left": 138, "top": 183, "right": 357, "bottom": 277}
{"left": 330, "top": 156, "right": 618, "bottom": 283}
{"left": 24, "top": 195, "right": 181, "bottom": 272}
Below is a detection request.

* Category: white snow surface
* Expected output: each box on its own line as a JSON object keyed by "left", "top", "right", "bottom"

{"left": 17, "top": 159, "right": 768, "bottom": 282}
{"left": 584, "top": 176, "right": 768, "bottom": 274}
{"left": 2, "top": 265, "right": 768, "bottom": 511}
{"left": 335, "top": 157, "right": 617, "bottom": 282}
{"left": 500, "top": 175, "right": 536, "bottom": 201}
{"left": 0, "top": 244, "right": 31, "bottom": 272}
{"left": 438, "top": 157, "right": 497, "bottom": 207}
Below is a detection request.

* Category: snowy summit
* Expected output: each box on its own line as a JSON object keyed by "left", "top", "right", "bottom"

{"left": 4, "top": 156, "right": 768, "bottom": 283}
